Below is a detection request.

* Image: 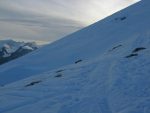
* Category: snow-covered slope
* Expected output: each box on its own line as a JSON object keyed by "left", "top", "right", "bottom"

{"left": 0, "top": 0, "right": 150, "bottom": 113}
{"left": 0, "top": 37, "right": 150, "bottom": 113}
{"left": 1, "top": 0, "right": 148, "bottom": 85}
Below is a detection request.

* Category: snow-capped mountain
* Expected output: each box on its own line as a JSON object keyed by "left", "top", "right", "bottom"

{"left": 0, "top": 40, "right": 38, "bottom": 65}
{"left": 0, "top": 0, "right": 150, "bottom": 113}
{"left": 0, "top": 40, "right": 23, "bottom": 57}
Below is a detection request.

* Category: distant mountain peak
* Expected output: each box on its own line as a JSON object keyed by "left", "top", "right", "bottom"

{"left": 0, "top": 39, "right": 39, "bottom": 65}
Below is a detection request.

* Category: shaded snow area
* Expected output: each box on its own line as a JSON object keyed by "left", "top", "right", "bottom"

{"left": 0, "top": 0, "right": 150, "bottom": 85}
{"left": 0, "top": 0, "right": 150, "bottom": 113}
{"left": 0, "top": 36, "right": 150, "bottom": 113}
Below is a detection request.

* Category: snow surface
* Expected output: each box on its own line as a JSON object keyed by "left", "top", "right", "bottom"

{"left": 0, "top": 0, "right": 150, "bottom": 112}
{"left": 0, "top": 0, "right": 148, "bottom": 85}
{"left": 22, "top": 46, "right": 34, "bottom": 51}
{"left": 0, "top": 38, "right": 150, "bottom": 113}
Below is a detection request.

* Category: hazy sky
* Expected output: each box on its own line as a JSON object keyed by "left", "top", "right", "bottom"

{"left": 0, "top": 0, "right": 139, "bottom": 44}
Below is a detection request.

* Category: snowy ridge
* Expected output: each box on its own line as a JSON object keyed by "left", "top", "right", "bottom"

{"left": 0, "top": 39, "right": 38, "bottom": 65}
{"left": 0, "top": 39, "right": 38, "bottom": 57}
{"left": 0, "top": 40, "right": 23, "bottom": 56}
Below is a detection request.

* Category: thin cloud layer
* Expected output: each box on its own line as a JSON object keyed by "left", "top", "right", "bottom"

{"left": 0, "top": 0, "right": 139, "bottom": 43}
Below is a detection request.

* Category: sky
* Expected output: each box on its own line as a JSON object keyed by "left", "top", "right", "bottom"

{"left": 0, "top": 0, "right": 139, "bottom": 44}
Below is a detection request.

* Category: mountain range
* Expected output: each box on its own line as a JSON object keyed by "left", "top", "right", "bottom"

{"left": 0, "top": 39, "right": 38, "bottom": 65}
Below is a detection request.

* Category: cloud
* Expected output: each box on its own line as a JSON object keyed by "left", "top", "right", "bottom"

{"left": 0, "top": 0, "right": 139, "bottom": 43}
